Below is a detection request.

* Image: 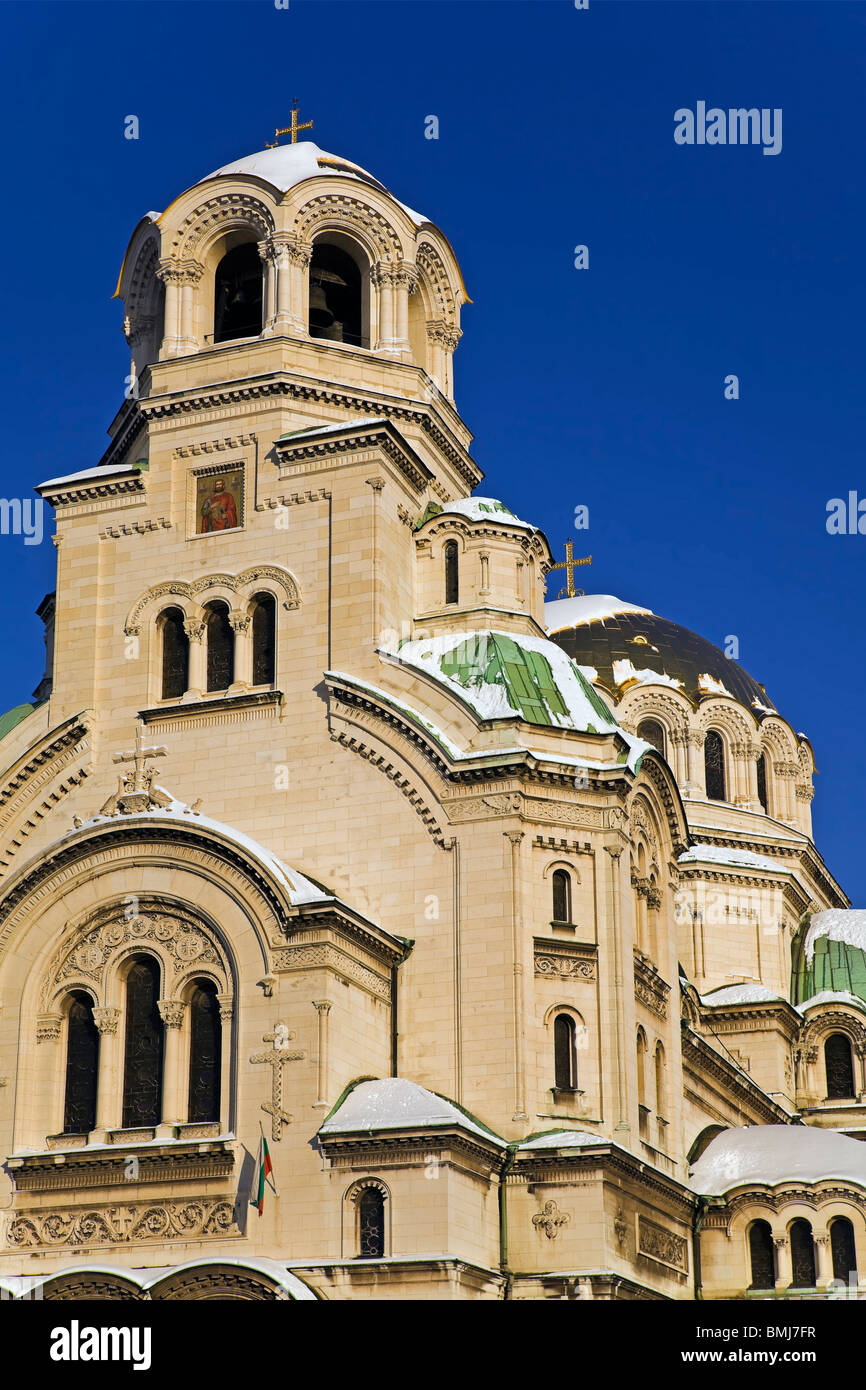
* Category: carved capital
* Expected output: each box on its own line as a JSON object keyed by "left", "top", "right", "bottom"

{"left": 92, "top": 1007, "right": 121, "bottom": 1037}
{"left": 216, "top": 992, "right": 234, "bottom": 1022}
{"left": 36, "top": 1014, "right": 62, "bottom": 1044}
{"left": 157, "top": 999, "right": 187, "bottom": 1029}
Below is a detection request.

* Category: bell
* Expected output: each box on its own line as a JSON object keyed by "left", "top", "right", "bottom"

{"left": 309, "top": 278, "right": 335, "bottom": 330}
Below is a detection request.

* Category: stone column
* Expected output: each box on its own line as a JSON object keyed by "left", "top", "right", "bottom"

{"left": 176, "top": 262, "right": 203, "bottom": 353}
{"left": 280, "top": 240, "right": 310, "bottom": 332}
{"left": 183, "top": 617, "right": 206, "bottom": 699}
{"left": 217, "top": 993, "right": 233, "bottom": 1130}
{"left": 312, "top": 1001, "right": 332, "bottom": 1108}
{"left": 604, "top": 842, "right": 630, "bottom": 1138}
{"left": 505, "top": 830, "right": 528, "bottom": 1122}
{"left": 685, "top": 731, "right": 703, "bottom": 798}
{"left": 229, "top": 611, "right": 252, "bottom": 692}
{"left": 373, "top": 265, "right": 395, "bottom": 353}
{"left": 157, "top": 999, "right": 187, "bottom": 1132}
{"left": 814, "top": 1232, "right": 832, "bottom": 1287}
{"left": 92, "top": 1007, "right": 122, "bottom": 1139}
{"left": 773, "top": 1234, "right": 792, "bottom": 1289}
{"left": 157, "top": 261, "right": 182, "bottom": 357}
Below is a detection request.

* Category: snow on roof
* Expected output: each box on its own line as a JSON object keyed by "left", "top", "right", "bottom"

{"left": 698, "top": 672, "right": 734, "bottom": 698}
{"left": 545, "top": 594, "right": 653, "bottom": 633}
{"left": 690, "top": 1125, "right": 866, "bottom": 1195}
{"left": 38, "top": 463, "right": 139, "bottom": 490}
{"left": 803, "top": 910, "right": 866, "bottom": 965}
{"left": 319, "top": 1078, "right": 504, "bottom": 1146}
{"left": 611, "top": 658, "right": 683, "bottom": 691}
{"left": 796, "top": 990, "right": 866, "bottom": 1014}
{"left": 200, "top": 142, "right": 427, "bottom": 226}
{"left": 678, "top": 843, "right": 783, "bottom": 873}
{"left": 276, "top": 417, "right": 387, "bottom": 442}
{"left": 751, "top": 697, "right": 777, "bottom": 715}
{"left": 66, "top": 798, "right": 329, "bottom": 908}
{"left": 518, "top": 1129, "right": 609, "bottom": 1151}
{"left": 379, "top": 629, "right": 650, "bottom": 772}
{"left": 701, "top": 983, "right": 784, "bottom": 1007}
{"left": 435, "top": 496, "right": 536, "bottom": 532}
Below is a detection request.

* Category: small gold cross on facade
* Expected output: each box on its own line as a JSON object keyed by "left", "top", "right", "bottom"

{"left": 250, "top": 1027, "right": 306, "bottom": 1141}
{"left": 266, "top": 102, "right": 313, "bottom": 148}
{"left": 549, "top": 541, "right": 592, "bottom": 599}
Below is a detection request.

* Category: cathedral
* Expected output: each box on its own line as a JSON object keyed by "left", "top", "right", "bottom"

{"left": 1, "top": 121, "right": 865, "bottom": 1302}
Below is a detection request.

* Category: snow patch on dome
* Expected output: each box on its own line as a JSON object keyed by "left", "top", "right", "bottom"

{"left": 436, "top": 496, "right": 536, "bottom": 531}
{"left": 804, "top": 910, "right": 866, "bottom": 966}
{"left": 319, "top": 1078, "right": 504, "bottom": 1145}
{"left": 796, "top": 990, "right": 866, "bottom": 1014}
{"left": 698, "top": 672, "right": 734, "bottom": 698}
{"left": 611, "top": 658, "right": 683, "bottom": 691}
{"left": 545, "top": 594, "right": 653, "bottom": 633}
{"left": 690, "top": 1125, "right": 866, "bottom": 1195}
{"left": 678, "top": 843, "right": 783, "bottom": 873}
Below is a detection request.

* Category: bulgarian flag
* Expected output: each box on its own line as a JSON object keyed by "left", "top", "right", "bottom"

{"left": 250, "top": 1134, "right": 276, "bottom": 1216}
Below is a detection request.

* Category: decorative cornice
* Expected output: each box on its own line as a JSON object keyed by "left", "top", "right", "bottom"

{"left": 7, "top": 1141, "right": 234, "bottom": 1192}
{"left": 274, "top": 420, "right": 433, "bottom": 493}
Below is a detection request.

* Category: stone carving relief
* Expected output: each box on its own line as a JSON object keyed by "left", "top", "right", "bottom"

{"left": 6, "top": 1200, "right": 236, "bottom": 1249}
{"left": 637, "top": 1216, "right": 688, "bottom": 1272}
{"left": 532, "top": 1200, "right": 570, "bottom": 1240}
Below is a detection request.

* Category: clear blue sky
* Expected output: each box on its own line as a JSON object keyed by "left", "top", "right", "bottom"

{"left": 0, "top": 0, "right": 863, "bottom": 897}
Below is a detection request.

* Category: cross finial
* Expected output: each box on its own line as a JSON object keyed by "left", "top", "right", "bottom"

{"left": 549, "top": 541, "right": 592, "bottom": 599}
{"left": 112, "top": 719, "right": 167, "bottom": 793}
{"left": 266, "top": 102, "right": 314, "bottom": 148}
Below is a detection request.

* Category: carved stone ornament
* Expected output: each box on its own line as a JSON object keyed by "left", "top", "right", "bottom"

{"left": 250, "top": 1027, "right": 306, "bottom": 1141}
{"left": 157, "top": 999, "right": 187, "bottom": 1029}
{"left": 637, "top": 1216, "right": 688, "bottom": 1272}
{"left": 614, "top": 1208, "right": 628, "bottom": 1251}
{"left": 36, "top": 1014, "right": 62, "bottom": 1044}
{"left": 532, "top": 1200, "right": 570, "bottom": 1240}
{"left": 6, "top": 1200, "right": 237, "bottom": 1249}
{"left": 92, "top": 1007, "right": 121, "bottom": 1036}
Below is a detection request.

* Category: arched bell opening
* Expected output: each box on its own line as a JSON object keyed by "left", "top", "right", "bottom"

{"left": 214, "top": 242, "right": 263, "bottom": 344}
{"left": 308, "top": 235, "right": 369, "bottom": 348}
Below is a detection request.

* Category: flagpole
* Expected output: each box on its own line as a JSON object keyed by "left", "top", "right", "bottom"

{"left": 259, "top": 1118, "right": 280, "bottom": 1198}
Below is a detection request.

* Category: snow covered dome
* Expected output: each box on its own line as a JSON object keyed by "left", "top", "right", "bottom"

{"left": 545, "top": 594, "right": 777, "bottom": 716}
{"left": 691, "top": 1124, "right": 866, "bottom": 1195}
{"left": 197, "top": 141, "right": 428, "bottom": 225}
{"left": 424, "top": 496, "right": 537, "bottom": 533}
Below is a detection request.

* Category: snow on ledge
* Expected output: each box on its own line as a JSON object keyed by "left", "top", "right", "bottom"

{"left": 690, "top": 1125, "right": 866, "bottom": 1195}
{"left": 701, "top": 983, "right": 784, "bottom": 1007}
{"left": 435, "top": 496, "right": 536, "bottom": 532}
{"left": 796, "top": 990, "right": 866, "bottom": 1014}
{"left": 678, "top": 843, "right": 783, "bottom": 873}
{"left": 518, "top": 1129, "right": 609, "bottom": 1151}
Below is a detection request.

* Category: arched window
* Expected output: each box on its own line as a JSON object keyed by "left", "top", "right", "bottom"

{"left": 756, "top": 752, "right": 769, "bottom": 813}
{"left": 62, "top": 991, "right": 99, "bottom": 1135}
{"left": 552, "top": 868, "right": 572, "bottom": 923}
{"left": 160, "top": 606, "right": 189, "bottom": 700}
{"left": 704, "top": 730, "right": 726, "bottom": 801}
{"left": 187, "top": 980, "right": 222, "bottom": 1124}
{"left": 748, "top": 1219, "right": 775, "bottom": 1290}
{"left": 309, "top": 241, "right": 364, "bottom": 347}
{"left": 790, "top": 1219, "right": 816, "bottom": 1288}
{"left": 830, "top": 1217, "right": 858, "bottom": 1284}
{"left": 358, "top": 1187, "right": 385, "bottom": 1257}
{"left": 214, "top": 243, "right": 263, "bottom": 343}
{"left": 636, "top": 1028, "right": 647, "bottom": 1108}
{"left": 251, "top": 593, "right": 276, "bottom": 686}
{"left": 205, "top": 602, "right": 234, "bottom": 692}
{"left": 444, "top": 540, "right": 459, "bottom": 605}
{"left": 825, "top": 1033, "right": 856, "bottom": 1100}
{"left": 637, "top": 719, "right": 666, "bottom": 758}
{"left": 554, "top": 1014, "right": 577, "bottom": 1091}
{"left": 655, "top": 1042, "right": 666, "bottom": 1119}
{"left": 121, "top": 956, "right": 164, "bottom": 1129}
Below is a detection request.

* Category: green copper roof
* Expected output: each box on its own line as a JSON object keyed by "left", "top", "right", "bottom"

{"left": 440, "top": 634, "right": 570, "bottom": 726}
{"left": 791, "top": 915, "right": 866, "bottom": 1006}
{"left": 0, "top": 702, "right": 38, "bottom": 742}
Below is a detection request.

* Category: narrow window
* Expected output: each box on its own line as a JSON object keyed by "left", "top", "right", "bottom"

{"left": 756, "top": 752, "right": 769, "bottom": 813}
{"left": 63, "top": 991, "right": 99, "bottom": 1135}
{"left": 825, "top": 1033, "right": 856, "bottom": 1099}
{"left": 251, "top": 593, "right": 276, "bottom": 686}
{"left": 790, "top": 1219, "right": 816, "bottom": 1288}
{"left": 655, "top": 1043, "right": 666, "bottom": 1119}
{"left": 309, "top": 242, "right": 364, "bottom": 346}
{"left": 187, "top": 980, "right": 222, "bottom": 1124}
{"left": 554, "top": 1014, "right": 577, "bottom": 1090}
{"left": 637, "top": 719, "right": 666, "bottom": 758}
{"left": 214, "top": 243, "right": 263, "bottom": 343}
{"left": 636, "top": 1028, "right": 647, "bottom": 1108}
{"left": 444, "top": 540, "right": 459, "bottom": 605}
{"left": 358, "top": 1187, "right": 385, "bottom": 1257}
{"left": 121, "top": 957, "right": 164, "bottom": 1129}
{"left": 704, "top": 730, "right": 726, "bottom": 801}
{"left": 160, "top": 606, "right": 189, "bottom": 700}
{"left": 206, "top": 602, "right": 234, "bottom": 692}
{"left": 748, "top": 1220, "right": 776, "bottom": 1290}
{"left": 552, "top": 868, "right": 572, "bottom": 923}
{"left": 830, "top": 1217, "right": 858, "bottom": 1284}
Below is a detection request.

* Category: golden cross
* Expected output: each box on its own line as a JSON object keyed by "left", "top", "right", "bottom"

{"left": 266, "top": 102, "right": 313, "bottom": 148}
{"left": 549, "top": 541, "right": 592, "bottom": 599}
